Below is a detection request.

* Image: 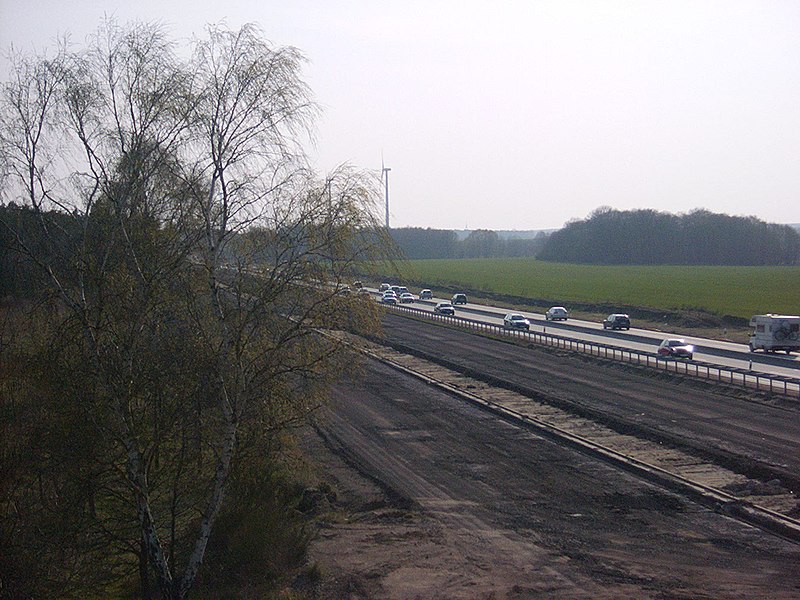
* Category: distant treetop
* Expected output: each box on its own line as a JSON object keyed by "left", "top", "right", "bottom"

{"left": 537, "top": 208, "right": 800, "bottom": 266}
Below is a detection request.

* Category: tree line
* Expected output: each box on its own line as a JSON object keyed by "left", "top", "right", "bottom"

{"left": 0, "top": 21, "right": 390, "bottom": 599}
{"left": 389, "top": 227, "right": 547, "bottom": 259}
{"left": 537, "top": 208, "right": 800, "bottom": 265}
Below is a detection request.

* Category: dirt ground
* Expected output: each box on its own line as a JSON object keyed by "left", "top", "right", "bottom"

{"left": 298, "top": 358, "right": 800, "bottom": 599}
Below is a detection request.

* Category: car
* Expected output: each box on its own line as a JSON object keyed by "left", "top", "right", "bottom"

{"left": 545, "top": 306, "right": 569, "bottom": 321}
{"left": 434, "top": 302, "right": 455, "bottom": 315}
{"left": 657, "top": 338, "right": 694, "bottom": 359}
{"left": 379, "top": 283, "right": 391, "bottom": 292}
{"left": 452, "top": 293, "right": 467, "bottom": 305}
{"left": 357, "top": 287, "right": 371, "bottom": 296}
{"left": 390, "top": 285, "right": 409, "bottom": 296}
{"left": 399, "top": 293, "right": 415, "bottom": 303}
{"left": 503, "top": 313, "right": 530, "bottom": 330}
{"left": 419, "top": 289, "right": 433, "bottom": 300}
{"left": 602, "top": 314, "right": 630, "bottom": 330}
{"left": 381, "top": 295, "right": 397, "bottom": 305}
{"left": 353, "top": 280, "right": 363, "bottom": 289}
{"left": 381, "top": 290, "right": 396, "bottom": 299}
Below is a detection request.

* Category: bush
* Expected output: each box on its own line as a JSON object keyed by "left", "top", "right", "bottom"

{"left": 197, "top": 466, "right": 311, "bottom": 594}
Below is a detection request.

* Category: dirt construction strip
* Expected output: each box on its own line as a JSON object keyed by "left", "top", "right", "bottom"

{"left": 303, "top": 356, "right": 800, "bottom": 599}
{"left": 354, "top": 336, "right": 800, "bottom": 543}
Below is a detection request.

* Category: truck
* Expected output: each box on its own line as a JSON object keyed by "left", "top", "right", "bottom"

{"left": 748, "top": 314, "right": 800, "bottom": 354}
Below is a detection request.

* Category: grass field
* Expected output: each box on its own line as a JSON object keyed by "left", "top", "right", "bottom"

{"left": 390, "top": 258, "right": 800, "bottom": 319}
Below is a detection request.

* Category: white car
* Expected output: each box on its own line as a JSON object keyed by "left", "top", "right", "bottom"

{"left": 419, "top": 289, "right": 433, "bottom": 300}
{"left": 399, "top": 293, "right": 415, "bottom": 303}
{"left": 545, "top": 306, "right": 569, "bottom": 321}
{"left": 503, "top": 313, "right": 530, "bottom": 330}
{"left": 434, "top": 302, "right": 455, "bottom": 315}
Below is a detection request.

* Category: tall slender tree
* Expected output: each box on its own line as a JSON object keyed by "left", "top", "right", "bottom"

{"left": 1, "top": 20, "right": 389, "bottom": 599}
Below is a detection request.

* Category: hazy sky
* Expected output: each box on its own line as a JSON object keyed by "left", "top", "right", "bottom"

{"left": 2, "top": 1, "right": 799, "bottom": 230}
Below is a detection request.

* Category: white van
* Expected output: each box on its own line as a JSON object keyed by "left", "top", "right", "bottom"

{"left": 748, "top": 314, "right": 800, "bottom": 354}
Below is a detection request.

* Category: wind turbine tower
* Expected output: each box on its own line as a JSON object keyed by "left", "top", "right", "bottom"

{"left": 381, "top": 159, "right": 391, "bottom": 229}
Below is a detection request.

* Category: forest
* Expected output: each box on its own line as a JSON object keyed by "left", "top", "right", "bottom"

{"left": 386, "top": 209, "right": 799, "bottom": 265}
{"left": 537, "top": 207, "right": 800, "bottom": 265}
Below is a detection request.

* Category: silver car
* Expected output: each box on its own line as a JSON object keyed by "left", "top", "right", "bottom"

{"left": 503, "top": 313, "right": 530, "bottom": 330}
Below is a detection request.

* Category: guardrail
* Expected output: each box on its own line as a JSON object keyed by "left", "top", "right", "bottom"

{"left": 384, "top": 303, "right": 800, "bottom": 400}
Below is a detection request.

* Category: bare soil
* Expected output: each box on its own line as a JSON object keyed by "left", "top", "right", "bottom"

{"left": 298, "top": 357, "right": 800, "bottom": 599}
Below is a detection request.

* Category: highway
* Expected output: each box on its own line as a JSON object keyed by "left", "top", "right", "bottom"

{"left": 369, "top": 288, "right": 800, "bottom": 380}
{"left": 307, "top": 310, "right": 800, "bottom": 596}
{"left": 375, "top": 312, "right": 800, "bottom": 476}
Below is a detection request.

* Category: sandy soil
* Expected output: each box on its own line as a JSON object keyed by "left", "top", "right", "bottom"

{"left": 299, "top": 358, "right": 800, "bottom": 599}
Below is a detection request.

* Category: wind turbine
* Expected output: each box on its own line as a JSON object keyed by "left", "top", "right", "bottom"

{"left": 380, "top": 153, "right": 391, "bottom": 229}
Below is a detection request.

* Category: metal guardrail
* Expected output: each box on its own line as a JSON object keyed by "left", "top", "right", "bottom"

{"left": 384, "top": 303, "right": 800, "bottom": 400}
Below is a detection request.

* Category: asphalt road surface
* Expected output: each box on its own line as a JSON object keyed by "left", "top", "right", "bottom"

{"left": 373, "top": 290, "right": 800, "bottom": 377}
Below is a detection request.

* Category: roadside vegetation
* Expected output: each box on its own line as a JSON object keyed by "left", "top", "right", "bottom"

{"left": 390, "top": 258, "right": 800, "bottom": 320}
{"left": 0, "top": 20, "right": 389, "bottom": 600}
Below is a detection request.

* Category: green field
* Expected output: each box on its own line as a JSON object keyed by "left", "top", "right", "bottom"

{"left": 390, "top": 258, "right": 800, "bottom": 319}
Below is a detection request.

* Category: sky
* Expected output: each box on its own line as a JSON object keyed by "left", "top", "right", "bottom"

{"left": 1, "top": 1, "right": 799, "bottom": 231}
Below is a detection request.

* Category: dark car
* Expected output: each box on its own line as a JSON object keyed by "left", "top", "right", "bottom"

{"left": 451, "top": 293, "right": 467, "bottom": 305}
{"left": 602, "top": 313, "right": 630, "bottom": 330}
{"left": 545, "top": 306, "right": 569, "bottom": 321}
{"left": 503, "top": 313, "right": 530, "bottom": 330}
{"left": 657, "top": 338, "right": 694, "bottom": 359}
{"left": 434, "top": 302, "right": 455, "bottom": 315}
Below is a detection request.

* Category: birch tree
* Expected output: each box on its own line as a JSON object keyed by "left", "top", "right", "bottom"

{"left": 1, "top": 20, "right": 387, "bottom": 599}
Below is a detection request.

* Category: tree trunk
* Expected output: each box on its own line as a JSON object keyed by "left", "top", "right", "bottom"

{"left": 175, "top": 418, "right": 238, "bottom": 599}
{"left": 139, "top": 535, "right": 152, "bottom": 600}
